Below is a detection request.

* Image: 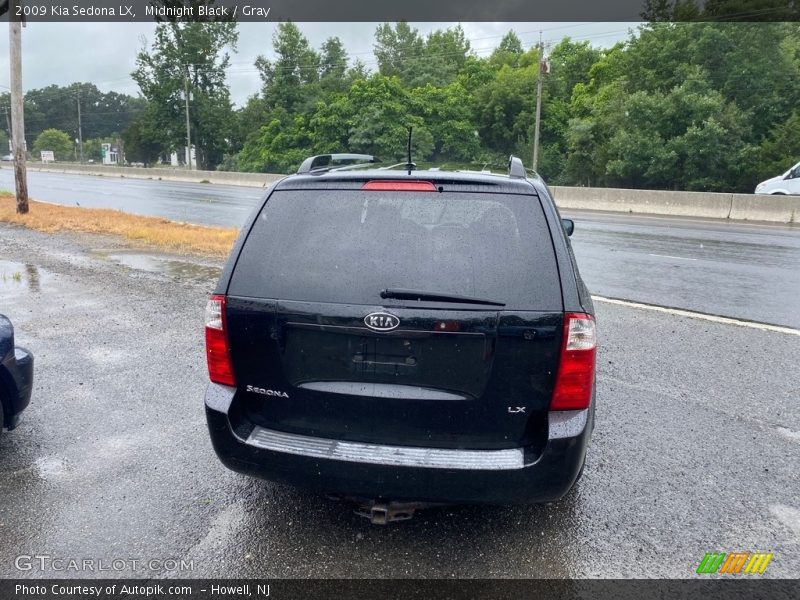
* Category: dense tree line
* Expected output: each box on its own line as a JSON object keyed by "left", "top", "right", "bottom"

{"left": 7, "top": 15, "right": 799, "bottom": 193}
{"left": 0, "top": 84, "right": 145, "bottom": 161}
{"left": 224, "top": 20, "right": 800, "bottom": 192}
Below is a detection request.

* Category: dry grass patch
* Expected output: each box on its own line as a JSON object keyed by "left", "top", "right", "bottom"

{"left": 0, "top": 193, "right": 238, "bottom": 257}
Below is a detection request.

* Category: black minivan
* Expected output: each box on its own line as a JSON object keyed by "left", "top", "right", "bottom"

{"left": 205, "top": 155, "right": 596, "bottom": 520}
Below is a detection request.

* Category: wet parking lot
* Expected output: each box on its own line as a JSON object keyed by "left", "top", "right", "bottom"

{"left": 1, "top": 222, "right": 798, "bottom": 579}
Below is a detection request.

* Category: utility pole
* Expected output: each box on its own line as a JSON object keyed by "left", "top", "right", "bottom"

{"left": 9, "top": 1, "right": 28, "bottom": 214}
{"left": 76, "top": 94, "right": 84, "bottom": 163}
{"left": 532, "top": 34, "right": 545, "bottom": 173}
{"left": 184, "top": 74, "right": 192, "bottom": 171}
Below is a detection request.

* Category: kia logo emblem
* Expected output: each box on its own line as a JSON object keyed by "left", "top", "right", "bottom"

{"left": 364, "top": 312, "right": 400, "bottom": 332}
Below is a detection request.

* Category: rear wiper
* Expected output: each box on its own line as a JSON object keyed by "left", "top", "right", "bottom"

{"left": 380, "top": 288, "right": 506, "bottom": 307}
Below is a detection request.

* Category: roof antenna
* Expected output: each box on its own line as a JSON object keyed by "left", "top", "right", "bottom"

{"left": 406, "top": 126, "right": 415, "bottom": 175}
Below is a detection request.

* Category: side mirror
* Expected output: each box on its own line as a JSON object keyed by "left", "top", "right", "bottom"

{"left": 561, "top": 218, "right": 574, "bottom": 237}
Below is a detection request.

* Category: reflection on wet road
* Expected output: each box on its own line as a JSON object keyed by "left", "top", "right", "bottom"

{"left": 96, "top": 251, "right": 222, "bottom": 282}
{"left": 0, "top": 260, "right": 49, "bottom": 298}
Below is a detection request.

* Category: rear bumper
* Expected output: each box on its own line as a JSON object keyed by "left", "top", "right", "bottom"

{"left": 2, "top": 347, "right": 34, "bottom": 430}
{"left": 205, "top": 383, "right": 592, "bottom": 504}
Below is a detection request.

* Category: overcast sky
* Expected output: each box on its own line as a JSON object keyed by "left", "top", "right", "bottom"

{"left": 0, "top": 22, "right": 638, "bottom": 107}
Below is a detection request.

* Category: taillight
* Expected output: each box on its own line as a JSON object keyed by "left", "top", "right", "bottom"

{"left": 551, "top": 313, "right": 597, "bottom": 411}
{"left": 362, "top": 180, "right": 437, "bottom": 192}
{"left": 205, "top": 294, "right": 235, "bottom": 386}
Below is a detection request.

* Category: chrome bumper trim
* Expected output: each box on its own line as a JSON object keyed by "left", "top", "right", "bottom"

{"left": 245, "top": 427, "right": 526, "bottom": 470}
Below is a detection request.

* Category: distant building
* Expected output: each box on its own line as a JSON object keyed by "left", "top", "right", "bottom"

{"left": 101, "top": 143, "right": 120, "bottom": 165}
{"left": 170, "top": 146, "right": 196, "bottom": 169}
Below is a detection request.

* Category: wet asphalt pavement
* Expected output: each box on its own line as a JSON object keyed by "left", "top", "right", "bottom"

{"left": 0, "top": 225, "right": 798, "bottom": 579}
{"left": 567, "top": 212, "right": 800, "bottom": 329}
{"left": 3, "top": 168, "right": 799, "bottom": 328}
{"left": 0, "top": 168, "right": 262, "bottom": 228}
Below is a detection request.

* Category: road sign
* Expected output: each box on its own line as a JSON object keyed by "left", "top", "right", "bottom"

{"left": 40, "top": 150, "right": 55, "bottom": 163}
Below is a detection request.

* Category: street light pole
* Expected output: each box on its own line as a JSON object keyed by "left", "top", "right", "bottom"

{"left": 9, "top": 1, "right": 28, "bottom": 214}
{"left": 532, "top": 34, "right": 544, "bottom": 173}
{"left": 77, "top": 94, "right": 84, "bottom": 163}
{"left": 184, "top": 74, "right": 192, "bottom": 171}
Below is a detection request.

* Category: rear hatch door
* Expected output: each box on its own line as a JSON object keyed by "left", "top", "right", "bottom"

{"left": 226, "top": 185, "right": 564, "bottom": 449}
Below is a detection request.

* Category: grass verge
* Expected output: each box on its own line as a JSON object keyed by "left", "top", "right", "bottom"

{"left": 0, "top": 193, "right": 238, "bottom": 257}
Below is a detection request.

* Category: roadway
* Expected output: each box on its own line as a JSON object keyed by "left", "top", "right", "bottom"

{"left": 0, "top": 167, "right": 262, "bottom": 228}
{"left": 3, "top": 167, "right": 799, "bottom": 328}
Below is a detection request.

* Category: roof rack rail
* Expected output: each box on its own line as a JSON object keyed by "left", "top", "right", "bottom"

{"left": 508, "top": 155, "right": 527, "bottom": 179}
{"left": 297, "top": 154, "right": 379, "bottom": 175}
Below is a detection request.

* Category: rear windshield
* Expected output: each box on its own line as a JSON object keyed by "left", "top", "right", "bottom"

{"left": 229, "top": 189, "right": 562, "bottom": 310}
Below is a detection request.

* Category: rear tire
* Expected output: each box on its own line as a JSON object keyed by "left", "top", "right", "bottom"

{"left": 0, "top": 392, "right": 5, "bottom": 437}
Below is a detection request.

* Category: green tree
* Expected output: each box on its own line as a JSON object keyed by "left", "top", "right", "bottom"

{"left": 255, "top": 22, "right": 320, "bottom": 113}
{"left": 81, "top": 139, "right": 104, "bottom": 162}
{"left": 309, "top": 75, "right": 433, "bottom": 163}
{"left": 412, "top": 26, "right": 472, "bottom": 87}
{"left": 618, "top": 23, "right": 799, "bottom": 137}
{"left": 474, "top": 63, "right": 537, "bottom": 157}
{"left": 320, "top": 37, "right": 349, "bottom": 93}
{"left": 122, "top": 110, "right": 164, "bottom": 167}
{"left": 237, "top": 23, "right": 327, "bottom": 171}
{"left": 227, "top": 20, "right": 800, "bottom": 192}
{"left": 132, "top": 5, "right": 238, "bottom": 170}
{"left": 374, "top": 22, "right": 425, "bottom": 86}
{"left": 490, "top": 31, "right": 524, "bottom": 68}
{"left": 755, "top": 110, "right": 800, "bottom": 183}
{"left": 537, "top": 39, "right": 602, "bottom": 180}
{"left": 33, "top": 128, "right": 74, "bottom": 161}
{"left": 410, "top": 83, "right": 479, "bottom": 162}
{"left": 237, "top": 109, "right": 312, "bottom": 173}
{"left": 14, "top": 84, "right": 144, "bottom": 147}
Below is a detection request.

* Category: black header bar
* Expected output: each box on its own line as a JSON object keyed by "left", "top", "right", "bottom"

{"left": 1, "top": 579, "right": 798, "bottom": 600}
{"left": 2, "top": 0, "right": 799, "bottom": 22}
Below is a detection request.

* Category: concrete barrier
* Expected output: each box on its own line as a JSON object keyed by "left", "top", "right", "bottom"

{"left": 552, "top": 186, "right": 800, "bottom": 223}
{"left": 20, "top": 163, "right": 800, "bottom": 223}
{"left": 729, "top": 194, "right": 799, "bottom": 223}
{"left": 24, "top": 162, "right": 283, "bottom": 188}
{"left": 552, "top": 186, "right": 733, "bottom": 219}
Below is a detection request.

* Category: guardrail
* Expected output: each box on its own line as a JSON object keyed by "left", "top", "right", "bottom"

{"left": 20, "top": 163, "right": 800, "bottom": 224}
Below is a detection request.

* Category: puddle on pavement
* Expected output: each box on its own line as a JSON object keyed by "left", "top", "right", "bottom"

{"left": 0, "top": 260, "right": 50, "bottom": 298}
{"left": 97, "top": 251, "right": 221, "bottom": 282}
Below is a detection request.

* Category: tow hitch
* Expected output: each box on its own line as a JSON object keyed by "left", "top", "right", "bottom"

{"left": 354, "top": 500, "right": 421, "bottom": 525}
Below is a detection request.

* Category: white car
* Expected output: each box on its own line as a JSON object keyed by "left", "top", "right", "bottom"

{"left": 755, "top": 161, "right": 800, "bottom": 195}
{"left": 1, "top": 154, "right": 13, "bottom": 162}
